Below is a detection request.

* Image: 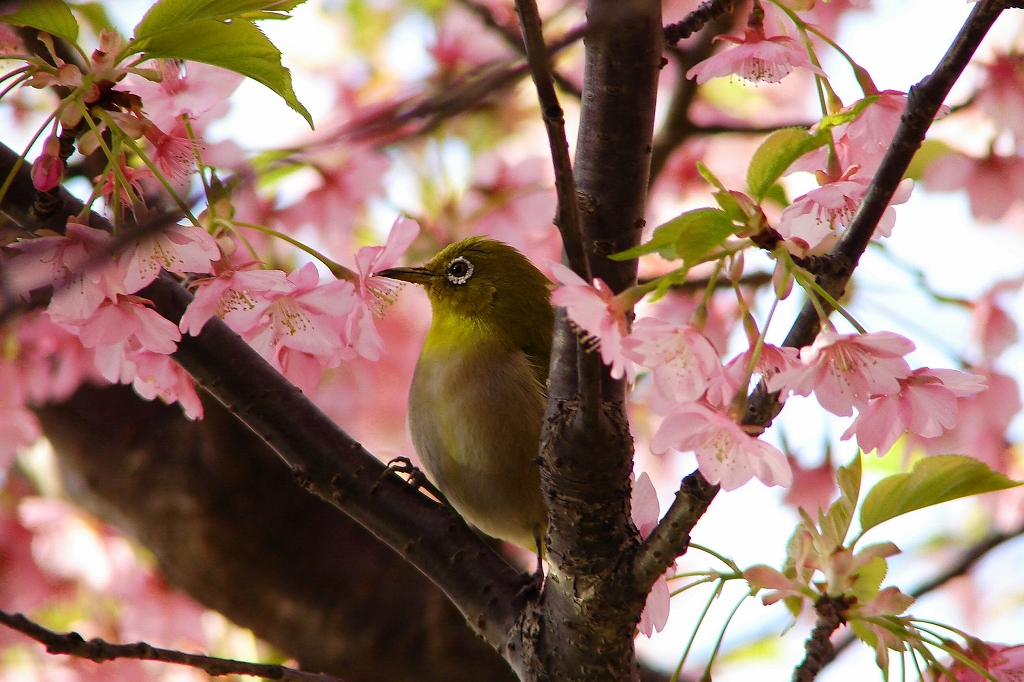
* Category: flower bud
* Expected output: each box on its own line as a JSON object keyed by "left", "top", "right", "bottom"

{"left": 773, "top": 259, "right": 794, "bottom": 299}
{"left": 31, "top": 136, "right": 63, "bottom": 191}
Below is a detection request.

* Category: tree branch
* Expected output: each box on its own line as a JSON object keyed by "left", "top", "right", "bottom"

{"left": 454, "top": 0, "right": 581, "bottom": 98}
{"left": 0, "top": 140, "right": 526, "bottom": 659}
{"left": 515, "top": 0, "right": 664, "bottom": 678}
{"left": 514, "top": 0, "right": 590, "bottom": 281}
{"left": 649, "top": 15, "right": 736, "bottom": 186}
{"left": 823, "top": 523, "right": 1024, "bottom": 666}
{"left": 792, "top": 596, "right": 851, "bottom": 682}
{"left": 780, "top": 0, "right": 1010, "bottom": 352}
{"left": 0, "top": 609, "right": 342, "bottom": 681}
{"left": 663, "top": 0, "right": 735, "bottom": 47}
{"left": 632, "top": 0, "right": 1013, "bottom": 599}
{"left": 335, "top": 24, "right": 587, "bottom": 145}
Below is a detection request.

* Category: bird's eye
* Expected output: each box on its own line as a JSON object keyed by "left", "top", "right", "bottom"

{"left": 445, "top": 256, "right": 474, "bottom": 285}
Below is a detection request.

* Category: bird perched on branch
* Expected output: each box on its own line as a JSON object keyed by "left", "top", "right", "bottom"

{"left": 378, "top": 237, "right": 553, "bottom": 551}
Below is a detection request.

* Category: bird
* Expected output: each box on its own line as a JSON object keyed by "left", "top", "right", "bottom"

{"left": 377, "top": 237, "right": 553, "bottom": 551}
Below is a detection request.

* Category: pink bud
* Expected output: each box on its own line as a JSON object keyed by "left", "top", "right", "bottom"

{"left": 31, "top": 136, "right": 64, "bottom": 191}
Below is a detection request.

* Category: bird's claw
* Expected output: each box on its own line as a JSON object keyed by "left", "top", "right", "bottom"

{"left": 380, "top": 456, "right": 451, "bottom": 506}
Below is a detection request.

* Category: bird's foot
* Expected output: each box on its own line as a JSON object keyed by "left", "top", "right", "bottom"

{"left": 514, "top": 533, "right": 546, "bottom": 605}
{"left": 379, "top": 456, "right": 451, "bottom": 506}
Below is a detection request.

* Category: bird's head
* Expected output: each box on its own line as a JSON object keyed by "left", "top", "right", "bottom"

{"left": 376, "top": 236, "right": 554, "bottom": 349}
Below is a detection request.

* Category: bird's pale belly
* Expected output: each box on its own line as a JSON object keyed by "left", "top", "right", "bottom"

{"left": 408, "top": 342, "right": 548, "bottom": 550}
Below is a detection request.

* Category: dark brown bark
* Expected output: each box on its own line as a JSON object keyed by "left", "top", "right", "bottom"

{"left": 519, "top": 0, "right": 665, "bottom": 680}
{"left": 36, "top": 384, "right": 518, "bottom": 682}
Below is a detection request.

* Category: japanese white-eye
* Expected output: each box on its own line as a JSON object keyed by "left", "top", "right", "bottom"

{"left": 378, "top": 237, "right": 553, "bottom": 551}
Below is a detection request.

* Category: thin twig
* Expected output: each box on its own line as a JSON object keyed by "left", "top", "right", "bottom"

{"left": 637, "top": 271, "right": 772, "bottom": 292}
{"left": 0, "top": 608, "right": 343, "bottom": 681}
{"left": 454, "top": 0, "right": 581, "bottom": 98}
{"left": 664, "top": 0, "right": 736, "bottom": 46}
{"left": 0, "top": 207, "right": 183, "bottom": 328}
{"left": 333, "top": 23, "right": 587, "bottom": 146}
{"left": 513, "top": 0, "right": 590, "bottom": 281}
{"left": 824, "top": 523, "right": 1024, "bottom": 666}
{"left": 0, "top": 138, "right": 527, "bottom": 656}
{"left": 633, "top": 0, "right": 1012, "bottom": 597}
{"left": 780, "top": 0, "right": 1009, "bottom": 351}
{"left": 792, "top": 596, "right": 851, "bottom": 682}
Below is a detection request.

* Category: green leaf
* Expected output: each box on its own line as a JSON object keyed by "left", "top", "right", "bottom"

{"left": 849, "top": 554, "right": 886, "bottom": 602}
{"left": 744, "top": 98, "right": 878, "bottom": 203}
{"left": 818, "top": 95, "right": 879, "bottom": 132}
{"left": 817, "top": 453, "right": 861, "bottom": 549}
{"left": 697, "top": 161, "right": 727, "bottom": 192}
{"left": 1, "top": 0, "right": 79, "bottom": 43}
{"left": 129, "top": 0, "right": 312, "bottom": 128}
{"left": 859, "top": 455, "right": 1022, "bottom": 533}
{"left": 761, "top": 182, "right": 789, "bottom": 207}
{"left": 746, "top": 127, "right": 824, "bottom": 202}
{"left": 611, "top": 208, "right": 736, "bottom": 263}
{"left": 134, "top": 0, "right": 304, "bottom": 37}
{"left": 712, "top": 190, "right": 747, "bottom": 224}
{"left": 905, "top": 138, "right": 952, "bottom": 181}
{"left": 68, "top": 2, "right": 115, "bottom": 34}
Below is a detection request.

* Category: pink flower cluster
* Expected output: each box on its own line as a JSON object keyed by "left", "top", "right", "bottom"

{"left": 1, "top": 215, "right": 421, "bottom": 458}
{"left": 550, "top": 268, "right": 792, "bottom": 491}
{"left": 778, "top": 91, "right": 915, "bottom": 256}
{"left": 551, "top": 262, "right": 988, "bottom": 482}
{"left": 921, "top": 53, "right": 1024, "bottom": 224}
{"left": 767, "top": 330, "right": 986, "bottom": 456}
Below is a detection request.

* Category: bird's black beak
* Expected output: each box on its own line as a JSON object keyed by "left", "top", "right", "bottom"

{"left": 375, "top": 266, "right": 433, "bottom": 285}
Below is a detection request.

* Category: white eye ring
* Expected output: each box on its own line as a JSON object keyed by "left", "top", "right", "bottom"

{"left": 446, "top": 256, "right": 474, "bottom": 285}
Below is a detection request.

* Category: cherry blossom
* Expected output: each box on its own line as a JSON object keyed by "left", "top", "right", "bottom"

{"left": 651, "top": 402, "right": 791, "bottom": 490}
{"left": 117, "top": 223, "right": 220, "bottom": 294}
{"left": 430, "top": 6, "right": 512, "bottom": 75}
{"left": 227, "top": 263, "right": 358, "bottom": 392}
{"left": 768, "top": 330, "right": 915, "bottom": 417}
{"left": 74, "top": 294, "right": 183, "bottom": 384}
{"left": 908, "top": 370, "right": 1021, "bottom": 473}
{"left": 0, "top": 362, "right": 39, "bottom": 471}
{"left": 179, "top": 265, "right": 293, "bottom": 336}
{"left": 19, "top": 497, "right": 119, "bottom": 591}
{"left": 841, "top": 368, "right": 986, "bottom": 455}
{"left": 5, "top": 220, "right": 121, "bottom": 323}
{"left": 781, "top": 456, "right": 837, "bottom": 513}
{"left": 96, "top": 154, "right": 154, "bottom": 205}
{"left": 130, "top": 351, "right": 204, "bottom": 419}
{"left": 30, "top": 135, "right": 63, "bottom": 191}
{"left": 622, "top": 317, "right": 722, "bottom": 404}
{"left": 969, "top": 275, "right": 1024, "bottom": 362}
{"left": 13, "top": 311, "right": 100, "bottom": 405}
{"left": 975, "top": 53, "right": 1024, "bottom": 141}
{"left": 276, "top": 146, "right": 390, "bottom": 255}
{"left": 707, "top": 343, "right": 801, "bottom": 408}
{"left": 790, "top": 92, "right": 913, "bottom": 179}
{"left": 0, "top": 23, "right": 22, "bottom": 55}
{"left": 837, "top": 91, "right": 909, "bottom": 175}
{"left": 776, "top": 170, "right": 913, "bottom": 256}
{"left": 142, "top": 118, "right": 198, "bottom": 181}
{"left": 631, "top": 472, "right": 672, "bottom": 637}
{"left": 550, "top": 262, "right": 635, "bottom": 381}
{"left": 923, "top": 150, "right": 1024, "bottom": 223}
{"left": 116, "top": 60, "right": 245, "bottom": 132}
{"left": 686, "top": 24, "right": 826, "bottom": 85}
{"left": 0, "top": 494, "right": 75, "bottom": 620}
{"left": 349, "top": 216, "right": 421, "bottom": 360}
{"left": 934, "top": 640, "right": 1024, "bottom": 682}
